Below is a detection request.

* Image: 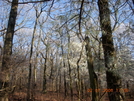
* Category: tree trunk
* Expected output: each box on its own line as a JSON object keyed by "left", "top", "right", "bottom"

{"left": 0, "top": 0, "right": 18, "bottom": 100}
{"left": 98, "top": 0, "right": 125, "bottom": 101}
{"left": 67, "top": 34, "right": 73, "bottom": 101}
{"left": 85, "top": 36, "right": 99, "bottom": 101}
{"left": 68, "top": 58, "right": 73, "bottom": 101}
{"left": 2, "top": 0, "right": 18, "bottom": 71}
{"left": 76, "top": 62, "right": 81, "bottom": 101}
{"left": 42, "top": 57, "right": 47, "bottom": 93}
{"left": 41, "top": 39, "right": 50, "bottom": 93}
{"left": 64, "top": 70, "right": 67, "bottom": 96}
{"left": 0, "top": 96, "right": 8, "bottom": 101}
{"left": 1, "top": 0, "right": 18, "bottom": 87}
{"left": 49, "top": 58, "right": 54, "bottom": 79}
{"left": 27, "top": 9, "right": 39, "bottom": 101}
{"left": 41, "top": 49, "right": 48, "bottom": 93}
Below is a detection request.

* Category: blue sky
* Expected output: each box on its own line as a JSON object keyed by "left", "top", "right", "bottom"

{"left": 0, "top": 0, "right": 133, "bottom": 59}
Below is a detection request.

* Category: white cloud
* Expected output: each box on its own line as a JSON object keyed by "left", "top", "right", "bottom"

{"left": 114, "top": 23, "right": 128, "bottom": 34}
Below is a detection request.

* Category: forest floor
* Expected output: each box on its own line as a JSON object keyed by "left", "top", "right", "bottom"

{"left": 8, "top": 90, "right": 134, "bottom": 101}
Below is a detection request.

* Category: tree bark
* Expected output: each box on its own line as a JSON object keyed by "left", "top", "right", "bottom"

{"left": 27, "top": 9, "right": 39, "bottom": 101}
{"left": 2, "top": 0, "right": 18, "bottom": 71}
{"left": 85, "top": 36, "right": 99, "bottom": 101}
{"left": 98, "top": 0, "right": 125, "bottom": 101}
{"left": 67, "top": 35, "right": 73, "bottom": 101}
{"left": 42, "top": 57, "right": 47, "bottom": 93}
{"left": 40, "top": 50, "right": 48, "bottom": 93}
{"left": 0, "top": 0, "right": 18, "bottom": 100}
{"left": 1, "top": 0, "right": 18, "bottom": 87}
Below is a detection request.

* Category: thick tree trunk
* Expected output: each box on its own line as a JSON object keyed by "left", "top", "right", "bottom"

{"left": 85, "top": 36, "right": 99, "bottom": 101}
{"left": 2, "top": 0, "right": 18, "bottom": 71}
{"left": 98, "top": 0, "right": 125, "bottom": 101}
{"left": 1, "top": 0, "right": 18, "bottom": 87}
{"left": 0, "top": 0, "right": 18, "bottom": 100}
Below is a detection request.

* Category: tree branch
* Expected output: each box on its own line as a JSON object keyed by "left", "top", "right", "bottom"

{"left": 78, "top": 0, "right": 84, "bottom": 41}
{"left": 6, "top": 0, "right": 51, "bottom": 4}
{"left": 0, "top": 28, "right": 6, "bottom": 32}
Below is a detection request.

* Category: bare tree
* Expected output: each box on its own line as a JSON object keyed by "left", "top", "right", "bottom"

{"left": 85, "top": 36, "right": 99, "bottom": 101}
{"left": 98, "top": 0, "right": 125, "bottom": 100}
{"left": 1, "top": 0, "right": 18, "bottom": 79}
